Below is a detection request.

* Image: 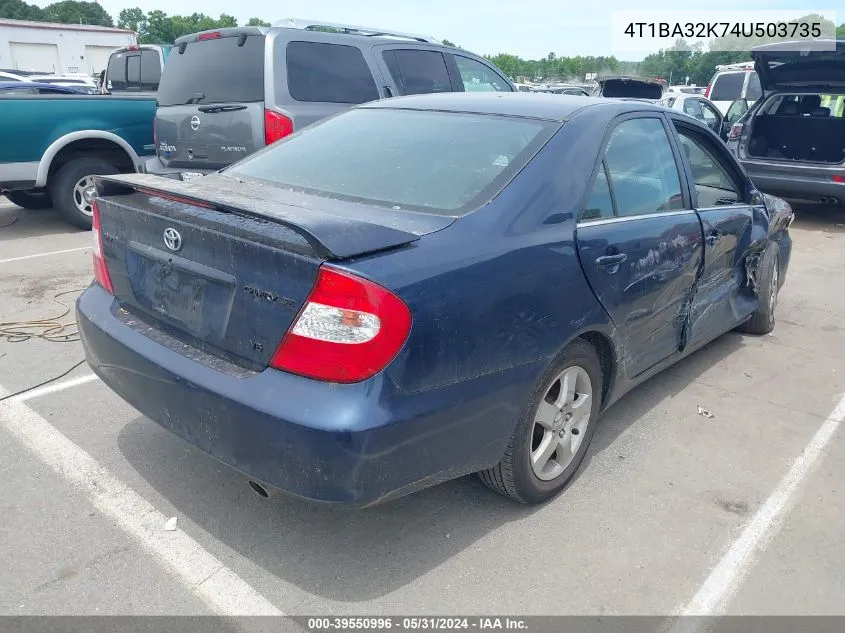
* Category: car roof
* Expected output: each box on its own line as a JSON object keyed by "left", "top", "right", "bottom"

{"left": 358, "top": 92, "right": 667, "bottom": 121}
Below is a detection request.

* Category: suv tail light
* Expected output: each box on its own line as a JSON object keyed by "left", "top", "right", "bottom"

{"left": 198, "top": 32, "right": 221, "bottom": 40}
{"left": 91, "top": 199, "right": 114, "bottom": 294}
{"left": 264, "top": 109, "right": 293, "bottom": 144}
{"left": 728, "top": 123, "right": 744, "bottom": 140}
{"left": 704, "top": 84, "right": 711, "bottom": 98}
{"left": 269, "top": 266, "right": 411, "bottom": 383}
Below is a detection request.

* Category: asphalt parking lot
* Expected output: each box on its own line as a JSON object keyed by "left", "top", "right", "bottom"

{"left": 1, "top": 197, "right": 844, "bottom": 618}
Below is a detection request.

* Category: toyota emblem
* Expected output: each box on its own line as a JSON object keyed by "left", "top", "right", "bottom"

{"left": 163, "top": 227, "right": 182, "bottom": 252}
{"left": 190, "top": 116, "right": 201, "bottom": 131}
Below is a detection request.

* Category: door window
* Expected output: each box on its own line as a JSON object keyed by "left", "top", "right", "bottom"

{"left": 683, "top": 98, "right": 704, "bottom": 119}
{"left": 286, "top": 41, "right": 378, "bottom": 104}
{"left": 674, "top": 126, "right": 742, "bottom": 207}
{"left": 453, "top": 55, "right": 511, "bottom": 92}
{"left": 384, "top": 49, "right": 453, "bottom": 95}
{"left": 106, "top": 52, "right": 126, "bottom": 91}
{"left": 745, "top": 72, "right": 762, "bottom": 102}
{"left": 699, "top": 100, "right": 721, "bottom": 127}
{"left": 603, "top": 118, "right": 684, "bottom": 217}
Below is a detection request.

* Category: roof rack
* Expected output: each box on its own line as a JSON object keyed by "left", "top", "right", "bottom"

{"left": 274, "top": 18, "right": 440, "bottom": 43}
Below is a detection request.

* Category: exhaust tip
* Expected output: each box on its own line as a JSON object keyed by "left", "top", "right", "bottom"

{"left": 248, "top": 480, "right": 270, "bottom": 498}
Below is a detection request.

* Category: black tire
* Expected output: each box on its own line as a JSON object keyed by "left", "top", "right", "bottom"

{"left": 478, "top": 338, "right": 603, "bottom": 504}
{"left": 49, "top": 157, "right": 119, "bottom": 229}
{"left": 5, "top": 190, "right": 52, "bottom": 210}
{"left": 737, "top": 242, "right": 780, "bottom": 335}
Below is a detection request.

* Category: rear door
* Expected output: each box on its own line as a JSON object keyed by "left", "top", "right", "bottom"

{"left": 669, "top": 115, "right": 764, "bottom": 347}
{"left": 575, "top": 115, "right": 704, "bottom": 379}
{"left": 155, "top": 31, "right": 266, "bottom": 172}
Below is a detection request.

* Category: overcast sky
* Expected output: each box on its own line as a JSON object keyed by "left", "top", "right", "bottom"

{"left": 44, "top": 0, "right": 837, "bottom": 60}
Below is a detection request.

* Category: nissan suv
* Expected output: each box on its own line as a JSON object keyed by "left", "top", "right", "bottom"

{"left": 143, "top": 19, "right": 516, "bottom": 181}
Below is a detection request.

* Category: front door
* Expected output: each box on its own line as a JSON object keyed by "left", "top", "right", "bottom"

{"left": 669, "top": 117, "right": 765, "bottom": 347}
{"left": 575, "top": 116, "right": 705, "bottom": 379}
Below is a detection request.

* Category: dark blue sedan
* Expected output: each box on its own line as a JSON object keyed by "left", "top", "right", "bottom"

{"left": 77, "top": 93, "right": 794, "bottom": 506}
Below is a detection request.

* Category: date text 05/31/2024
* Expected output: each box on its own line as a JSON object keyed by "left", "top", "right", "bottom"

{"left": 306, "top": 618, "right": 528, "bottom": 631}
{"left": 622, "top": 21, "right": 823, "bottom": 39}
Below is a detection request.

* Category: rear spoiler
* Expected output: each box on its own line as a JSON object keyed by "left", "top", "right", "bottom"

{"left": 94, "top": 173, "right": 421, "bottom": 260}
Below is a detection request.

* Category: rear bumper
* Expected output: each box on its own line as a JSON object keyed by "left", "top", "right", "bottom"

{"left": 741, "top": 161, "right": 845, "bottom": 203}
{"left": 77, "top": 284, "right": 530, "bottom": 506}
{"left": 140, "top": 156, "right": 216, "bottom": 181}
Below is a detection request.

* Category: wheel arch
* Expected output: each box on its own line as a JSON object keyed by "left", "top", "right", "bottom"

{"left": 35, "top": 131, "right": 140, "bottom": 188}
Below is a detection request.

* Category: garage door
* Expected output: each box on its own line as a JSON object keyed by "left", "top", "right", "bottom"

{"left": 85, "top": 45, "right": 117, "bottom": 75}
{"left": 9, "top": 42, "right": 59, "bottom": 73}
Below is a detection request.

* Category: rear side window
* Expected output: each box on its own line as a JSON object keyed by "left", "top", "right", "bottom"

{"left": 286, "top": 41, "right": 378, "bottom": 104}
{"left": 384, "top": 50, "right": 453, "bottom": 95}
{"left": 226, "top": 108, "right": 557, "bottom": 215}
{"left": 453, "top": 55, "right": 511, "bottom": 92}
{"left": 603, "top": 118, "right": 683, "bottom": 217}
{"left": 710, "top": 72, "right": 745, "bottom": 101}
{"left": 157, "top": 35, "right": 265, "bottom": 106}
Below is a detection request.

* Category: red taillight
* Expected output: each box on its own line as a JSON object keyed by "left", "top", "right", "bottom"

{"left": 704, "top": 84, "right": 711, "bottom": 98}
{"left": 833, "top": 175, "right": 845, "bottom": 183}
{"left": 728, "top": 123, "right": 744, "bottom": 140}
{"left": 198, "top": 32, "right": 221, "bottom": 40}
{"left": 269, "top": 267, "right": 412, "bottom": 383}
{"left": 91, "top": 200, "right": 114, "bottom": 295}
{"left": 126, "top": 45, "right": 140, "bottom": 51}
{"left": 264, "top": 109, "right": 294, "bottom": 144}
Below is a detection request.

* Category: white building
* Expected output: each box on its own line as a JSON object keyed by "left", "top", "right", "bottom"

{"left": 0, "top": 18, "right": 136, "bottom": 76}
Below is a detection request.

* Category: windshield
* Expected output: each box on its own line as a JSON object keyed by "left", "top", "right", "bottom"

{"left": 226, "top": 108, "right": 557, "bottom": 215}
{"left": 157, "top": 35, "right": 265, "bottom": 106}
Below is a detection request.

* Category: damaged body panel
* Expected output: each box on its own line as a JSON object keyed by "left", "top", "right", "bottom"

{"left": 76, "top": 94, "right": 792, "bottom": 506}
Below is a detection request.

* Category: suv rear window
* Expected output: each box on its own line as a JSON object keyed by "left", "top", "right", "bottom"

{"left": 286, "top": 41, "right": 378, "bottom": 104}
{"left": 157, "top": 35, "right": 265, "bottom": 106}
{"left": 710, "top": 72, "right": 745, "bottom": 101}
{"left": 225, "top": 108, "right": 556, "bottom": 215}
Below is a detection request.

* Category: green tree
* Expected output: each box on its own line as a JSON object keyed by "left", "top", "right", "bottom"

{"left": 117, "top": 7, "right": 147, "bottom": 38}
{"left": 0, "top": 0, "right": 45, "bottom": 20}
{"left": 837, "top": 23, "right": 845, "bottom": 37}
{"left": 247, "top": 17, "right": 271, "bottom": 27}
{"left": 442, "top": 39, "right": 455, "bottom": 47}
{"left": 43, "top": 0, "right": 114, "bottom": 27}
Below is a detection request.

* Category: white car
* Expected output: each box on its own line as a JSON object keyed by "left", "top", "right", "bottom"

{"left": 660, "top": 91, "right": 727, "bottom": 140}
{"left": 703, "top": 62, "right": 761, "bottom": 115}
{"left": 0, "top": 71, "right": 32, "bottom": 82}
{"left": 29, "top": 74, "right": 99, "bottom": 94}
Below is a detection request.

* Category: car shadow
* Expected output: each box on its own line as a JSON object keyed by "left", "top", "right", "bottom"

{"left": 0, "top": 201, "right": 82, "bottom": 241}
{"left": 787, "top": 201, "right": 845, "bottom": 234}
{"left": 117, "top": 330, "right": 745, "bottom": 603}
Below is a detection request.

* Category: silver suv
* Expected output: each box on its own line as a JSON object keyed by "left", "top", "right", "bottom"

{"left": 143, "top": 19, "right": 516, "bottom": 180}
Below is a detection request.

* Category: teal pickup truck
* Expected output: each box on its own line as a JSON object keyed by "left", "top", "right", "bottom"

{"left": 0, "top": 94, "right": 155, "bottom": 228}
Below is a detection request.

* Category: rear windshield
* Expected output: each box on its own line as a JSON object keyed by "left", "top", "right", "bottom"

{"left": 225, "top": 108, "right": 557, "bottom": 215}
{"left": 157, "top": 35, "right": 264, "bottom": 106}
{"left": 601, "top": 80, "right": 663, "bottom": 99}
{"left": 106, "top": 49, "right": 161, "bottom": 92}
{"left": 710, "top": 72, "right": 745, "bottom": 101}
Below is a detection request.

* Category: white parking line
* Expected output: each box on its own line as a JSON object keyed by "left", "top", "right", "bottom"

{"left": 0, "top": 383, "right": 284, "bottom": 616}
{"left": 12, "top": 374, "right": 100, "bottom": 402}
{"left": 0, "top": 247, "right": 90, "bottom": 265}
{"left": 678, "top": 392, "right": 845, "bottom": 620}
